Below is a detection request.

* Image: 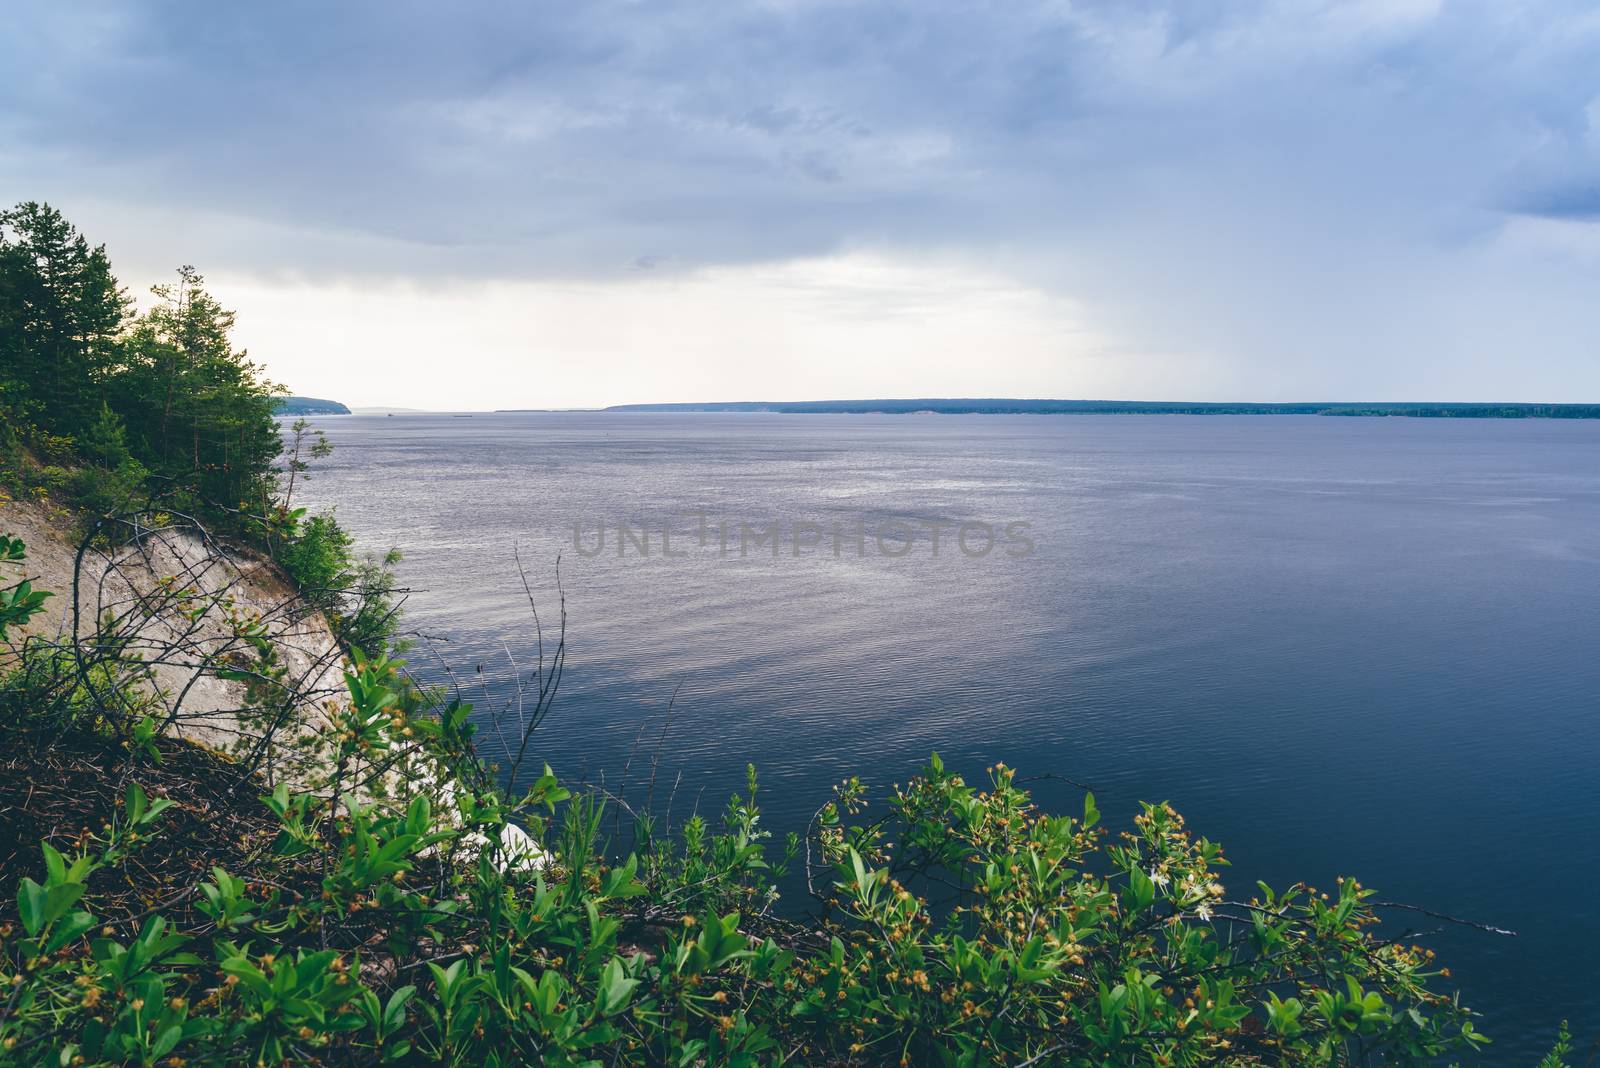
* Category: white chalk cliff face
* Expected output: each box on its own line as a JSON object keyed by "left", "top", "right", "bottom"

{"left": 1, "top": 494, "right": 544, "bottom": 872}
{"left": 1, "top": 495, "right": 346, "bottom": 757}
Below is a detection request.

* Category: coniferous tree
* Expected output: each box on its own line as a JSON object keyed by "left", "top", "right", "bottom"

{"left": 78, "top": 402, "right": 133, "bottom": 470}
{"left": 0, "top": 202, "right": 130, "bottom": 437}
{"left": 2, "top": 202, "right": 287, "bottom": 524}
{"left": 115, "top": 266, "right": 283, "bottom": 511}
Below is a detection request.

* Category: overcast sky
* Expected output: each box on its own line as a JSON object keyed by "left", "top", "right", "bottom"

{"left": 4, "top": 1, "right": 1598, "bottom": 408}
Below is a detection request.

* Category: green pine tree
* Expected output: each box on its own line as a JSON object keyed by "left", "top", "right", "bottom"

{"left": 0, "top": 202, "right": 130, "bottom": 438}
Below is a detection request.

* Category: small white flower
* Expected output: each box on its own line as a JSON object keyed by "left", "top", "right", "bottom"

{"left": 1148, "top": 869, "right": 1170, "bottom": 888}
{"left": 1195, "top": 903, "right": 1214, "bottom": 922}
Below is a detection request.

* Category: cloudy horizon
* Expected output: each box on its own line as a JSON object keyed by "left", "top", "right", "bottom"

{"left": 5, "top": 1, "right": 1599, "bottom": 409}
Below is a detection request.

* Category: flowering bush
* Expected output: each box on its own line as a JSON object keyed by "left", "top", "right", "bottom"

{"left": 0, "top": 541, "right": 1506, "bottom": 1065}
{"left": 0, "top": 668, "right": 1496, "bottom": 1065}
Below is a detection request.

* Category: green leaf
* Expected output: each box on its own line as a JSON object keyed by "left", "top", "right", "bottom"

{"left": 43, "top": 910, "right": 96, "bottom": 954}
{"left": 598, "top": 958, "right": 639, "bottom": 1015}
{"left": 18, "top": 877, "right": 45, "bottom": 936}
{"left": 41, "top": 842, "right": 66, "bottom": 884}
{"left": 152, "top": 1023, "right": 184, "bottom": 1059}
{"left": 220, "top": 957, "right": 273, "bottom": 998}
{"left": 384, "top": 985, "right": 416, "bottom": 1031}
{"left": 126, "top": 782, "right": 148, "bottom": 825}
{"left": 44, "top": 881, "right": 85, "bottom": 921}
{"left": 1127, "top": 866, "right": 1155, "bottom": 911}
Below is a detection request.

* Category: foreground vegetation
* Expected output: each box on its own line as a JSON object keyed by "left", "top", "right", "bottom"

{"left": 3, "top": 527, "right": 1505, "bottom": 1066}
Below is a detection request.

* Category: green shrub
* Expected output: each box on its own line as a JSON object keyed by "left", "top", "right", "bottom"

{"left": 0, "top": 547, "right": 1504, "bottom": 1066}
{"left": 278, "top": 512, "right": 354, "bottom": 604}
{"left": 338, "top": 547, "right": 405, "bottom": 655}
{"left": 1538, "top": 1019, "right": 1572, "bottom": 1068}
{"left": 0, "top": 535, "right": 50, "bottom": 641}
{"left": 31, "top": 465, "right": 72, "bottom": 495}
{"left": 0, "top": 639, "right": 162, "bottom": 739}
{"left": 78, "top": 403, "right": 133, "bottom": 470}
{"left": 0, "top": 652, "right": 1495, "bottom": 1066}
{"left": 277, "top": 511, "right": 404, "bottom": 653}
{"left": 66, "top": 460, "right": 149, "bottom": 518}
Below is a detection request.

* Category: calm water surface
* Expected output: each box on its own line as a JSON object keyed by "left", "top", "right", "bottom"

{"left": 299, "top": 413, "right": 1600, "bottom": 1056}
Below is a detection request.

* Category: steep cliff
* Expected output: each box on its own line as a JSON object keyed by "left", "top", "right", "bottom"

{"left": 0, "top": 494, "right": 345, "bottom": 768}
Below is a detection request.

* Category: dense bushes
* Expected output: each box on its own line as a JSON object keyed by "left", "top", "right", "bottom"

{"left": 278, "top": 512, "right": 356, "bottom": 613}
{"left": 0, "top": 537, "right": 1514, "bottom": 1066}
{"left": 278, "top": 510, "right": 405, "bottom": 655}
{"left": 0, "top": 535, "right": 49, "bottom": 640}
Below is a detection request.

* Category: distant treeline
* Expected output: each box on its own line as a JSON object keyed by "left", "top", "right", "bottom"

{"left": 274, "top": 395, "right": 351, "bottom": 415}
{"left": 604, "top": 398, "right": 1600, "bottom": 418}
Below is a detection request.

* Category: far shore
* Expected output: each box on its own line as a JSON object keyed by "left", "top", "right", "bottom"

{"left": 477, "top": 398, "right": 1600, "bottom": 419}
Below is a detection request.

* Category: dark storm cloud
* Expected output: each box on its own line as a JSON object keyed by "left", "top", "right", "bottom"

{"left": 4, "top": 1, "right": 1042, "bottom": 273}
{"left": 6, "top": 0, "right": 1593, "bottom": 283}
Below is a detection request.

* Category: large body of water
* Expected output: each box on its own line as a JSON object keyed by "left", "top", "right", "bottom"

{"left": 300, "top": 412, "right": 1600, "bottom": 1055}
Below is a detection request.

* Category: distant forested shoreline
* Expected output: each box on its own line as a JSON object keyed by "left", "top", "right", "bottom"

{"left": 274, "top": 395, "right": 351, "bottom": 415}
{"left": 595, "top": 399, "right": 1600, "bottom": 418}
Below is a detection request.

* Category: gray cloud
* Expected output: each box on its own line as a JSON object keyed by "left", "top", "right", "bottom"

{"left": 4, "top": 0, "right": 1600, "bottom": 399}
{"left": 1518, "top": 185, "right": 1600, "bottom": 221}
{"left": 3, "top": 1, "right": 1585, "bottom": 270}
